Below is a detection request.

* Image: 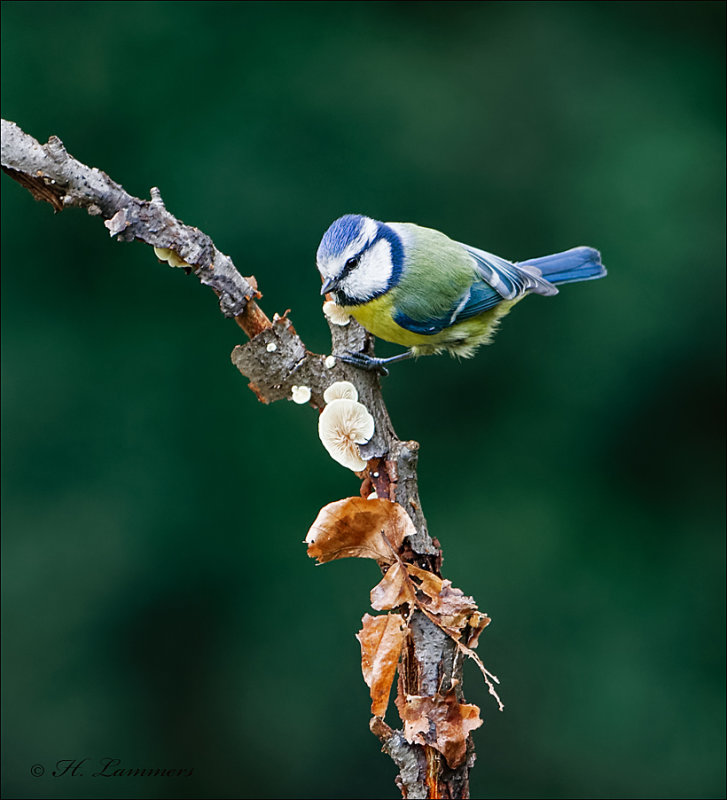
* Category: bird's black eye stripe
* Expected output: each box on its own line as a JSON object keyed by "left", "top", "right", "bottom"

{"left": 344, "top": 255, "right": 360, "bottom": 273}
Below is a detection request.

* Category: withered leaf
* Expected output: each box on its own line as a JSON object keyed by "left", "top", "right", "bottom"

{"left": 395, "top": 688, "right": 483, "bottom": 769}
{"left": 406, "top": 565, "right": 482, "bottom": 638}
{"left": 370, "top": 562, "right": 416, "bottom": 611}
{"left": 356, "top": 613, "right": 407, "bottom": 718}
{"left": 400, "top": 565, "right": 501, "bottom": 708}
{"left": 306, "top": 497, "right": 416, "bottom": 564}
{"left": 465, "top": 611, "right": 491, "bottom": 649}
{"left": 406, "top": 563, "right": 444, "bottom": 598}
{"left": 432, "top": 582, "right": 480, "bottom": 632}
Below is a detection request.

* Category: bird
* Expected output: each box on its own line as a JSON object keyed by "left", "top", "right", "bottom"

{"left": 316, "top": 214, "right": 606, "bottom": 372}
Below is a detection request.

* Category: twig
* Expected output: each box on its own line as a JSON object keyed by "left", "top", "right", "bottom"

{"left": 2, "top": 118, "right": 483, "bottom": 799}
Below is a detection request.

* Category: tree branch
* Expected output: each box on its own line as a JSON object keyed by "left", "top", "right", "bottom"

{"left": 0, "top": 118, "right": 270, "bottom": 335}
{"left": 2, "top": 118, "right": 493, "bottom": 799}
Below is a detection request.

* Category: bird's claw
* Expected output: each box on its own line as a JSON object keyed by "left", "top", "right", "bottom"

{"left": 336, "top": 351, "right": 390, "bottom": 376}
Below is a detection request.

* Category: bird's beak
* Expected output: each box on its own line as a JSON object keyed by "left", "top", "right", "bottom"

{"left": 320, "top": 276, "right": 337, "bottom": 296}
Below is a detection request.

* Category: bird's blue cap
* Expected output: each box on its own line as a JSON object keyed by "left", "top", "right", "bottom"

{"left": 316, "top": 214, "right": 368, "bottom": 263}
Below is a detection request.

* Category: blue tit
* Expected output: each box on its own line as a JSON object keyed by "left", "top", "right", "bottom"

{"left": 316, "top": 214, "right": 606, "bottom": 371}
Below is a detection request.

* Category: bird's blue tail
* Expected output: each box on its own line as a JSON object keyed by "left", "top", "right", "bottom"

{"left": 519, "top": 246, "right": 606, "bottom": 286}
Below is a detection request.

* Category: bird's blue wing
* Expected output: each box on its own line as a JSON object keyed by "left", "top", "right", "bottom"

{"left": 459, "top": 243, "right": 558, "bottom": 299}
{"left": 393, "top": 281, "right": 504, "bottom": 335}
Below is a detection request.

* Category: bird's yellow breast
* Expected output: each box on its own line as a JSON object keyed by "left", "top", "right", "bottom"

{"left": 343, "top": 295, "right": 431, "bottom": 347}
{"left": 340, "top": 294, "right": 518, "bottom": 358}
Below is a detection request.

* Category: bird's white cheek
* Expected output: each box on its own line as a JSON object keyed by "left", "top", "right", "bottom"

{"left": 343, "top": 239, "right": 393, "bottom": 301}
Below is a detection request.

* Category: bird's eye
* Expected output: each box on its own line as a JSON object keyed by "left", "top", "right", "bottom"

{"left": 345, "top": 256, "right": 359, "bottom": 270}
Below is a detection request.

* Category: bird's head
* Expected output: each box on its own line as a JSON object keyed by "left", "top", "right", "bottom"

{"left": 316, "top": 214, "right": 403, "bottom": 306}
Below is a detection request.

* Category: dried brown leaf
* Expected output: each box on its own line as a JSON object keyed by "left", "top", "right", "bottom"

{"left": 403, "top": 564, "right": 501, "bottom": 709}
{"left": 406, "top": 565, "right": 481, "bottom": 636}
{"left": 356, "top": 613, "right": 407, "bottom": 718}
{"left": 465, "top": 611, "right": 491, "bottom": 649}
{"left": 406, "top": 563, "right": 444, "bottom": 597}
{"left": 370, "top": 562, "right": 416, "bottom": 611}
{"left": 306, "top": 497, "right": 416, "bottom": 564}
{"left": 432, "top": 583, "right": 480, "bottom": 632}
{"left": 395, "top": 688, "right": 483, "bottom": 769}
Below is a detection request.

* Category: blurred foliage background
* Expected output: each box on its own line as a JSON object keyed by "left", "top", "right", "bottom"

{"left": 1, "top": 2, "right": 724, "bottom": 798}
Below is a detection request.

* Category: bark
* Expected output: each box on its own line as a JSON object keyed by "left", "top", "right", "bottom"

{"left": 2, "top": 118, "right": 484, "bottom": 798}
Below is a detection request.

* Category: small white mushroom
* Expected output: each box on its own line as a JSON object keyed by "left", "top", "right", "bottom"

{"left": 324, "top": 355, "right": 336, "bottom": 369}
{"left": 153, "top": 246, "right": 189, "bottom": 268}
{"left": 322, "top": 301, "right": 351, "bottom": 326}
{"left": 323, "top": 380, "right": 358, "bottom": 404}
{"left": 291, "top": 385, "right": 312, "bottom": 405}
{"left": 266, "top": 342, "right": 277, "bottom": 353}
{"left": 318, "top": 398, "right": 375, "bottom": 472}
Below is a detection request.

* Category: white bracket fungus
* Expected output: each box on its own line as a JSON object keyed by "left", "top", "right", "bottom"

{"left": 322, "top": 300, "right": 351, "bottom": 326}
{"left": 318, "top": 397, "right": 375, "bottom": 472}
{"left": 153, "top": 246, "right": 189, "bottom": 268}
{"left": 291, "top": 385, "right": 312, "bottom": 405}
{"left": 323, "top": 380, "right": 358, "bottom": 404}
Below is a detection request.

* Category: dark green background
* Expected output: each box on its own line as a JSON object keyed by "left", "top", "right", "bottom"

{"left": 2, "top": 2, "right": 724, "bottom": 798}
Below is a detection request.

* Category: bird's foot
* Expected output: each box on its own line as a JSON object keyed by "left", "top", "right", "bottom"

{"left": 336, "top": 349, "right": 413, "bottom": 376}
{"left": 337, "top": 351, "right": 391, "bottom": 376}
